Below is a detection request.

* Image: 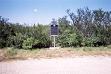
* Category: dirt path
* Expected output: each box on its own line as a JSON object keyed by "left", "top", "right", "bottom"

{"left": 0, "top": 56, "right": 111, "bottom": 74}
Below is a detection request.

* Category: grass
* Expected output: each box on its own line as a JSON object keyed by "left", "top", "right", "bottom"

{"left": 0, "top": 46, "right": 111, "bottom": 61}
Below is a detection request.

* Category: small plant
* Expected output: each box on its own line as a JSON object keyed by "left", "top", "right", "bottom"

{"left": 107, "top": 45, "right": 111, "bottom": 49}
{"left": 5, "top": 48, "right": 17, "bottom": 58}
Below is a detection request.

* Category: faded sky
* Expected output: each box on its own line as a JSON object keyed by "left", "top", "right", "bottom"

{"left": 0, "top": 0, "right": 111, "bottom": 25}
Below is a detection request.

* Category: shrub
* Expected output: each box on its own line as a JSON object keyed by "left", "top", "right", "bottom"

{"left": 58, "top": 29, "right": 83, "bottom": 47}
{"left": 22, "top": 36, "right": 51, "bottom": 49}
{"left": 12, "top": 33, "right": 25, "bottom": 48}
{"left": 0, "top": 38, "right": 6, "bottom": 48}
{"left": 32, "top": 36, "right": 51, "bottom": 48}
{"left": 69, "top": 33, "right": 83, "bottom": 47}
{"left": 82, "top": 36, "right": 103, "bottom": 47}
{"left": 22, "top": 37, "right": 35, "bottom": 49}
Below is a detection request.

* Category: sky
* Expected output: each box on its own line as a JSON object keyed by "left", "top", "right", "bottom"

{"left": 0, "top": 0, "right": 111, "bottom": 25}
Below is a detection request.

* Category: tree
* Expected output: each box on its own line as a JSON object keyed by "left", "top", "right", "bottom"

{"left": 0, "top": 16, "right": 15, "bottom": 48}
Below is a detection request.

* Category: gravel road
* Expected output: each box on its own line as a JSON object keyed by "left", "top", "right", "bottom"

{"left": 0, "top": 56, "right": 111, "bottom": 74}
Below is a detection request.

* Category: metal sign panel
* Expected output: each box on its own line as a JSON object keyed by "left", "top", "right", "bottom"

{"left": 51, "top": 25, "right": 58, "bottom": 35}
{"left": 50, "top": 19, "right": 58, "bottom": 35}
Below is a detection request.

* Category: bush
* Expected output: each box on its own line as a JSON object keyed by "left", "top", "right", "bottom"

{"left": 58, "top": 29, "right": 83, "bottom": 47}
{"left": 11, "top": 33, "right": 25, "bottom": 48}
{"left": 82, "top": 36, "right": 104, "bottom": 47}
{"left": 0, "top": 38, "right": 6, "bottom": 48}
{"left": 32, "top": 36, "right": 51, "bottom": 48}
{"left": 22, "top": 37, "right": 35, "bottom": 49}
{"left": 22, "top": 36, "right": 51, "bottom": 49}
{"left": 69, "top": 33, "right": 83, "bottom": 47}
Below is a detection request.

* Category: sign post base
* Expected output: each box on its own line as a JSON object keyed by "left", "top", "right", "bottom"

{"left": 49, "top": 47, "right": 60, "bottom": 50}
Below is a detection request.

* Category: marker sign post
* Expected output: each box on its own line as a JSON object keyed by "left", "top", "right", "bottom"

{"left": 50, "top": 19, "right": 58, "bottom": 47}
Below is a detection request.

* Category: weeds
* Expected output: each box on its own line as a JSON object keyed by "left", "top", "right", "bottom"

{"left": 0, "top": 47, "right": 111, "bottom": 61}
{"left": 4, "top": 48, "right": 17, "bottom": 58}
{"left": 107, "top": 45, "right": 111, "bottom": 49}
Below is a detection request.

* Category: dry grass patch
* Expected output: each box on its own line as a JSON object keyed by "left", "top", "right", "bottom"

{"left": 0, "top": 47, "right": 111, "bottom": 61}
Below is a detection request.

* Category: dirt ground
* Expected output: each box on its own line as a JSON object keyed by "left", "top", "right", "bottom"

{"left": 0, "top": 56, "right": 111, "bottom": 74}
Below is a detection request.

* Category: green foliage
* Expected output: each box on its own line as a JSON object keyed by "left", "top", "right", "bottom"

{"left": 22, "top": 36, "right": 51, "bottom": 49}
{"left": 82, "top": 37, "right": 99, "bottom": 47}
{"left": 0, "top": 16, "right": 15, "bottom": 48}
{"left": 0, "top": 7, "right": 111, "bottom": 49}
{"left": 11, "top": 33, "right": 25, "bottom": 48}
{"left": 20, "top": 24, "right": 51, "bottom": 49}
{"left": 22, "top": 37, "right": 35, "bottom": 49}
{"left": 58, "top": 29, "right": 82, "bottom": 47}
{"left": 0, "top": 38, "right": 6, "bottom": 48}
{"left": 66, "top": 7, "right": 111, "bottom": 47}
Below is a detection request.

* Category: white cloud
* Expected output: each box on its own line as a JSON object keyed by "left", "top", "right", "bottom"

{"left": 33, "top": 9, "right": 37, "bottom": 12}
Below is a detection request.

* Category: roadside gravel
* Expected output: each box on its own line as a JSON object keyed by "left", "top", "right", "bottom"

{"left": 0, "top": 56, "right": 111, "bottom": 74}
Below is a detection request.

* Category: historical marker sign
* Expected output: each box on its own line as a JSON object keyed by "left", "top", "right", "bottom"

{"left": 50, "top": 19, "right": 58, "bottom": 47}
{"left": 50, "top": 19, "right": 58, "bottom": 35}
